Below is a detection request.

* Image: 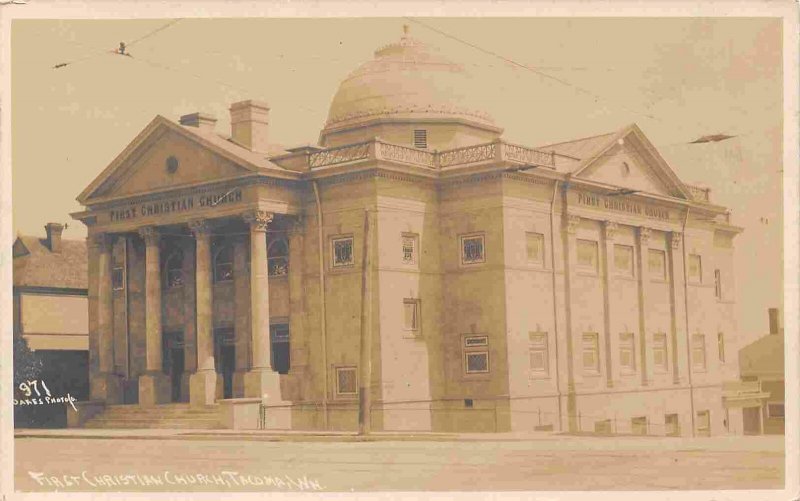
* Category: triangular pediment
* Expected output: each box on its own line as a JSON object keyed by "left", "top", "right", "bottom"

{"left": 574, "top": 124, "right": 691, "bottom": 199}
{"left": 78, "top": 116, "right": 257, "bottom": 204}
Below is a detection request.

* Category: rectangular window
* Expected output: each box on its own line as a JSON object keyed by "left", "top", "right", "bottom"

{"left": 336, "top": 366, "right": 357, "bottom": 396}
{"left": 401, "top": 233, "right": 418, "bottom": 266}
{"left": 653, "top": 333, "right": 668, "bottom": 372}
{"left": 767, "top": 403, "right": 785, "bottom": 419}
{"left": 526, "top": 232, "right": 545, "bottom": 264}
{"left": 529, "top": 332, "right": 548, "bottom": 374}
{"left": 696, "top": 410, "right": 710, "bottom": 436}
{"left": 594, "top": 419, "right": 612, "bottom": 434}
{"left": 714, "top": 269, "right": 722, "bottom": 299}
{"left": 576, "top": 239, "right": 598, "bottom": 272}
{"left": 331, "top": 236, "right": 354, "bottom": 268}
{"left": 631, "top": 416, "right": 648, "bottom": 435}
{"left": 648, "top": 249, "right": 666, "bottom": 279}
{"left": 403, "top": 299, "right": 420, "bottom": 332}
{"left": 460, "top": 234, "right": 485, "bottom": 265}
{"left": 691, "top": 334, "right": 706, "bottom": 371}
{"left": 688, "top": 254, "right": 702, "bottom": 283}
{"left": 464, "top": 335, "right": 490, "bottom": 374}
{"left": 465, "top": 352, "right": 489, "bottom": 373}
{"left": 665, "top": 414, "right": 680, "bottom": 436}
{"left": 717, "top": 332, "right": 725, "bottom": 363}
{"left": 582, "top": 333, "right": 600, "bottom": 372}
{"left": 619, "top": 332, "right": 636, "bottom": 373}
{"left": 614, "top": 244, "right": 634, "bottom": 276}
{"left": 112, "top": 266, "right": 125, "bottom": 290}
{"left": 413, "top": 129, "right": 428, "bottom": 149}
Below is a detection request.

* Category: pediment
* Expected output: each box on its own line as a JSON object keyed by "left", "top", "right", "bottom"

{"left": 574, "top": 125, "right": 690, "bottom": 200}
{"left": 79, "top": 117, "right": 256, "bottom": 204}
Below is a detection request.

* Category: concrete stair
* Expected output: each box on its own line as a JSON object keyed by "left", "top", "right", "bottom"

{"left": 83, "top": 403, "right": 224, "bottom": 429}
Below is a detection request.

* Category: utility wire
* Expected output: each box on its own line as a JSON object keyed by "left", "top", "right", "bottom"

{"left": 404, "top": 17, "right": 663, "bottom": 124}
{"left": 53, "top": 18, "right": 182, "bottom": 70}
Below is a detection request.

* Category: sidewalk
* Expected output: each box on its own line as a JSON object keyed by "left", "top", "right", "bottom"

{"left": 13, "top": 427, "right": 785, "bottom": 451}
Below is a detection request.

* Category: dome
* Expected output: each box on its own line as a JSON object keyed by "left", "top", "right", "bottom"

{"left": 322, "top": 26, "right": 496, "bottom": 135}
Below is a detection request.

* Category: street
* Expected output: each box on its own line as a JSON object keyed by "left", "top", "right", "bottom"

{"left": 14, "top": 434, "right": 784, "bottom": 492}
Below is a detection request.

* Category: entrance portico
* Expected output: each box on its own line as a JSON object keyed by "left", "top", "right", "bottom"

{"left": 84, "top": 208, "right": 294, "bottom": 409}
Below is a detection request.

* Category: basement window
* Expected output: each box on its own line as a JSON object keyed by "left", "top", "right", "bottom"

{"left": 413, "top": 129, "right": 428, "bottom": 149}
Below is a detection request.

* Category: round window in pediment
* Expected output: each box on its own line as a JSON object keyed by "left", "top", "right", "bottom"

{"left": 166, "top": 155, "right": 179, "bottom": 174}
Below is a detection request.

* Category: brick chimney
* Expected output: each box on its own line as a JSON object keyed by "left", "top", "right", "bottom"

{"left": 229, "top": 100, "right": 270, "bottom": 153}
{"left": 179, "top": 112, "right": 217, "bottom": 133}
{"left": 768, "top": 308, "right": 782, "bottom": 335}
{"left": 45, "top": 223, "right": 64, "bottom": 253}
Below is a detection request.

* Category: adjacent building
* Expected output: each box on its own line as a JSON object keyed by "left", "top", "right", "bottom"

{"left": 723, "top": 308, "right": 785, "bottom": 435}
{"left": 13, "top": 223, "right": 90, "bottom": 427}
{"left": 70, "top": 27, "right": 744, "bottom": 434}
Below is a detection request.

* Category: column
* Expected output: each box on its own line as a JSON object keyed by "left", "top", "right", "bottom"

{"left": 563, "top": 213, "right": 580, "bottom": 432}
{"left": 601, "top": 221, "right": 617, "bottom": 388}
{"left": 287, "top": 216, "right": 307, "bottom": 400}
{"left": 233, "top": 237, "right": 250, "bottom": 397}
{"left": 242, "top": 210, "right": 282, "bottom": 400}
{"left": 89, "top": 233, "right": 123, "bottom": 403}
{"left": 668, "top": 231, "right": 684, "bottom": 384}
{"left": 189, "top": 219, "right": 217, "bottom": 407}
{"left": 138, "top": 226, "right": 170, "bottom": 406}
{"left": 636, "top": 226, "right": 650, "bottom": 387}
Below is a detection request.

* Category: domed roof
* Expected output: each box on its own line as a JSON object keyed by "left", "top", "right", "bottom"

{"left": 322, "top": 26, "right": 496, "bottom": 132}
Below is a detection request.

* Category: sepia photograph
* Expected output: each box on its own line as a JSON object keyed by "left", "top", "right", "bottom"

{"left": 1, "top": 2, "right": 797, "bottom": 499}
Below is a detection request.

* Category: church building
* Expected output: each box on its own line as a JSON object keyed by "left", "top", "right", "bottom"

{"left": 70, "top": 27, "right": 743, "bottom": 435}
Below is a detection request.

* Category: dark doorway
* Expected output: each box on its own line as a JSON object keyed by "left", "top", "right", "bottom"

{"left": 270, "top": 324, "right": 290, "bottom": 375}
{"left": 214, "top": 328, "right": 236, "bottom": 399}
{"left": 162, "top": 331, "right": 185, "bottom": 402}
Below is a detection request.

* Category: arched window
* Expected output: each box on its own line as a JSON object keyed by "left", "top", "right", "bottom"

{"left": 213, "top": 244, "right": 234, "bottom": 283}
{"left": 164, "top": 249, "right": 184, "bottom": 289}
{"left": 267, "top": 237, "right": 289, "bottom": 277}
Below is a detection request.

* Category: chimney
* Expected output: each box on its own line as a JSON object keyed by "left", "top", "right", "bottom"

{"left": 45, "top": 223, "right": 64, "bottom": 253}
{"left": 179, "top": 112, "right": 217, "bottom": 133}
{"left": 229, "top": 100, "right": 270, "bottom": 153}
{"left": 768, "top": 308, "right": 781, "bottom": 335}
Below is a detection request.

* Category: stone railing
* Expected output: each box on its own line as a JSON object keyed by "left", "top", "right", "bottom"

{"left": 375, "top": 141, "right": 436, "bottom": 168}
{"left": 504, "top": 142, "right": 556, "bottom": 167}
{"left": 309, "top": 141, "right": 372, "bottom": 168}
{"left": 438, "top": 142, "right": 496, "bottom": 168}
{"left": 306, "top": 138, "right": 556, "bottom": 170}
{"left": 686, "top": 184, "right": 711, "bottom": 202}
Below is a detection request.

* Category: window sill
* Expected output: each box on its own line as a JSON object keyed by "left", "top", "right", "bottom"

{"left": 581, "top": 370, "right": 602, "bottom": 377}
{"left": 649, "top": 278, "right": 668, "bottom": 284}
{"left": 576, "top": 270, "right": 599, "bottom": 278}
{"left": 619, "top": 370, "right": 637, "bottom": 377}
{"left": 268, "top": 274, "right": 289, "bottom": 280}
{"left": 528, "top": 372, "right": 551, "bottom": 380}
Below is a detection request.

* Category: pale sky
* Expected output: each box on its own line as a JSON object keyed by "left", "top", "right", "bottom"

{"left": 10, "top": 17, "right": 783, "bottom": 335}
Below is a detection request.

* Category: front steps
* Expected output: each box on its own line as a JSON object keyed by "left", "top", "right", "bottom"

{"left": 82, "top": 403, "right": 224, "bottom": 429}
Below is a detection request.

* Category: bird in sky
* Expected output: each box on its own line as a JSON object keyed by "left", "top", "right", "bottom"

{"left": 689, "top": 134, "right": 737, "bottom": 144}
